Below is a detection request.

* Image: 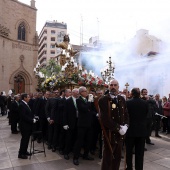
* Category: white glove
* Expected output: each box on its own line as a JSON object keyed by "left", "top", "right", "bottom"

{"left": 96, "top": 113, "right": 99, "bottom": 117}
{"left": 47, "top": 117, "right": 50, "bottom": 122}
{"left": 121, "top": 125, "right": 128, "bottom": 134}
{"left": 33, "top": 119, "right": 37, "bottom": 123}
{"left": 34, "top": 116, "right": 39, "bottom": 120}
{"left": 63, "top": 125, "right": 69, "bottom": 130}
{"left": 119, "top": 126, "right": 125, "bottom": 135}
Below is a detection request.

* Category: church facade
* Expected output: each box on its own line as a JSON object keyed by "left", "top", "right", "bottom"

{"left": 0, "top": 0, "right": 38, "bottom": 94}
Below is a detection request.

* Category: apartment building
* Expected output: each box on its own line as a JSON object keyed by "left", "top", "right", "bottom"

{"left": 38, "top": 21, "right": 67, "bottom": 67}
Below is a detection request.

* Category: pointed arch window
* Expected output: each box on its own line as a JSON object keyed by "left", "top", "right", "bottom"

{"left": 18, "top": 22, "right": 26, "bottom": 41}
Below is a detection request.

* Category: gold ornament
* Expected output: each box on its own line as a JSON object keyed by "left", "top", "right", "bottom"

{"left": 112, "top": 103, "right": 116, "bottom": 109}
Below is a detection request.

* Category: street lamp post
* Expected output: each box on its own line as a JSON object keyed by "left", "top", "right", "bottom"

{"left": 14, "top": 75, "right": 24, "bottom": 93}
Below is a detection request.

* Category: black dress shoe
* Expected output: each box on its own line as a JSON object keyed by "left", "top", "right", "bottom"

{"left": 73, "top": 159, "right": 79, "bottom": 165}
{"left": 25, "top": 151, "right": 32, "bottom": 156}
{"left": 155, "top": 135, "right": 162, "bottom": 138}
{"left": 83, "top": 155, "right": 94, "bottom": 160}
{"left": 146, "top": 142, "right": 154, "bottom": 145}
{"left": 144, "top": 148, "right": 147, "bottom": 151}
{"left": 64, "top": 154, "right": 70, "bottom": 160}
{"left": 18, "top": 154, "right": 28, "bottom": 159}
{"left": 52, "top": 147, "right": 56, "bottom": 152}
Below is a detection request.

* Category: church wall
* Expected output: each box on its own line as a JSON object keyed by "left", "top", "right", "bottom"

{"left": 0, "top": 0, "right": 38, "bottom": 94}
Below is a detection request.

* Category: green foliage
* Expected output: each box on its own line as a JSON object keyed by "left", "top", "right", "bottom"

{"left": 40, "top": 59, "right": 61, "bottom": 77}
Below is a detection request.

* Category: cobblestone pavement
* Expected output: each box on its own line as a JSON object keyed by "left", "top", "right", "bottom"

{"left": 0, "top": 115, "right": 170, "bottom": 170}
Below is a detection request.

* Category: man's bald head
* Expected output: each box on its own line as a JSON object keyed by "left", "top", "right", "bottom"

{"left": 109, "top": 79, "right": 119, "bottom": 95}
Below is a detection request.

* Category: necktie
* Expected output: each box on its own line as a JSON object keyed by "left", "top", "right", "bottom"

{"left": 73, "top": 98, "right": 77, "bottom": 109}
{"left": 112, "top": 96, "right": 118, "bottom": 104}
{"left": 156, "top": 101, "right": 159, "bottom": 108}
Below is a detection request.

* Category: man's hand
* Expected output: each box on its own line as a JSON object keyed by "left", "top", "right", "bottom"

{"left": 63, "top": 125, "right": 69, "bottom": 130}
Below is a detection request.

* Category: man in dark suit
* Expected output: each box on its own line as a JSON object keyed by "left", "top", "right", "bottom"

{"left": 45, "top": 90, "right": 59, "bottom": 150}
{"left": 34, "top": 91, "right": 50, "bottom": 142}
{"left": 63, "top": 88, "right": 79, "bottom": 160}
{"left": 50, "top": 89, "right": 65, "bottom": 152}
{"left": 98, "top": 79, "right": 129, "bottom": 170}
{"left": 141, "top": 89, "right": 155, "bottom": 145}
{"left": 28, "top": 92, "right": 38, "bottom": 112}
{"left": 58, "top": 89, "right": 71, "bottom": 154}
{"left": 10, "top": 95, "right": 20, "bottom": 134}
{"left": 73, "top": 86, "right": 95, "bottom": 166}
{"left": 18, "top": 93, "right": 36, "bottom": 159}
{"left": 125, "top": 88, "right": 148, "bottom": 170}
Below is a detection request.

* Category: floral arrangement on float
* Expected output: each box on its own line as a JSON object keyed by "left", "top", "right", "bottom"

{"left": 78, "top": 70, "right": 106, "bottom": 87}
{"left": 41, "top": 69, "right": 106, "bottom": 90}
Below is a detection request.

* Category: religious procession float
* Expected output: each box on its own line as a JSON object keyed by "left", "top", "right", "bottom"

{"left": 34, "top": 35, "right": 114, "bottom": 91}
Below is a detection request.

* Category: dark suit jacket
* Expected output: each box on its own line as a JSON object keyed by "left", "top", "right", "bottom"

{"left": 51, "top": 97, "right": 66, "bottom": 125}
{"left": 45, "top": 97, "right": 58, "bottom": 120}
{"left": 19, "top": 101, "right": 34, "bottom": 131}
{"left": 63, "top": 97, "right": 77, "bottom": 129}
{"left": 99, "top": 94, "right": 129, "bottom": 144}
{"left": 76, "top": 96, "right": 95, "bottom": 128}
{"left": 34, "top": 97, "right": 47, "bottom": 119}
{"left": 58, "top": 97, "right": 66, "bottom": 125}
{"left": 28, "top": 98, "right": 36, "bottom": 112}
{"left": 10, "top": 100, "right": 20, "bottom": 120}
{"left": 126, "top": 97, "right": 148, "bottom": 137}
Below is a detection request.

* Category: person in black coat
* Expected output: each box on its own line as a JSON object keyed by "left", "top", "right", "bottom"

{"left": 58, "top": 89, "right": 72, "bottom": 154}
{"left": 34, "top": 91, "right": 50, "bottom": 142}
{"left": 125, "top": 88, "right": 148, "bottom": 170}
{"left": 10, "top": 95, "right": 20, "bottom": 134}
{"left": 18, "top": 93, "right": 37, "bottom": 159}
{"left": 50, "top": 89, "right": 65, "bottom": 152}
{"left": 63, "top": 88, "right": 79, "bottom": 160}
{"left": 73, "top": 86, "right": 95, "bottom": 166}
{"left": 0, "top": 92, "right": 5, "bottom": 116}
{"left": 45, "top": 90, "right": 59, "bottom": 150}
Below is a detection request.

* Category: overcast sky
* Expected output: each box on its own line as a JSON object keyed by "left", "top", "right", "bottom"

{"left": 21, "top": 0, "right": 170, "bottom": 45}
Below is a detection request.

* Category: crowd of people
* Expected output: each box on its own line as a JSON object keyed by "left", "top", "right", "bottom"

{"left": 0, "top": 83, "right": 170, "bottom": 169}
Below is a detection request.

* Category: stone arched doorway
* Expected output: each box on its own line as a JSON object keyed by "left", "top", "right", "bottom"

{"left": 9, "top": 70, "right": 32, "bottom": 94}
